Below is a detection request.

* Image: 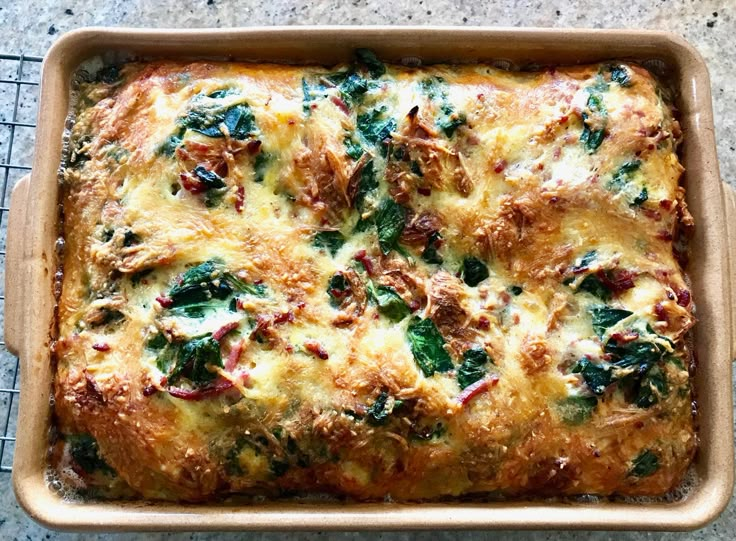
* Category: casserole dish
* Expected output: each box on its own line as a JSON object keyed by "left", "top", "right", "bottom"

{"left": 5, "top": 26, "right": 734, "bottom": 531}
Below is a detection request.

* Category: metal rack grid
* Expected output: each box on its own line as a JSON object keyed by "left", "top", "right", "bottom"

{"left": 0, "top": 52, "right": 43, "bottom": 473}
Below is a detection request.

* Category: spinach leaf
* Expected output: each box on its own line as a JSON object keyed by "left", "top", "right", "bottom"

{"left": 166, "top": 260, "right": 264, "bottom": 309}
{"left": 422, "top": 231, "right": 443, "bottom": 265}
{"left": 572, "top": 358, "right": 614, "bottom": 395}
{"left": 122, "top": 230, "right": 141, "bottom": 247}
{"left": 193, "top": 165, "right": 226, "bottom": 189}
{"left": 608, "top": 159, "right": 641, "bottom": 195}
{"left": 225, "top": 273, "right": 267, "bottom": 297}
{"left": 268, "top": 458, "right": 289, "bottom": 478}
{"left": 419, "top": 76, "right": 447, "bottom": 100}
{"left": 589, "top": 306, "right": 633, "bottom": 337}
{"left": 333, "top": 72, "right": 370, "bottom": 107}
{"left": 609, "top": 65, "right": 632, "bottom": 87}
{"left": 605, "top": 339, "right": 663, "bottom": 369}
{"left": 155, "top": 341, "right": 177, "bottom": 374}
{"left": 457, "top": 347, "right": 491, "bottom": 389}
{"left": 174, "top": 261, "right": 219, "bottom": 288}
{"left": 97, "top": 65, "right": 122, "bottom": 84}
{"left": 607, "top": 160, "right": 648, "bottom": 207}
{"left": 68, "top": 434, "right": 114, "bottom": 474}
{"left": 313, "top": 230, "right": 346, "bottom": 256}
{"left": 577, "top": 273, "right": 612, "bottom": 301}
{"left": 629, "top": 449, "right": 659, "bottom": 477}
{"left": 460, "top": 256, "right": 489, "bottom": 287}
{"left": 204, "top": 188, "right": 227, "bottom": 208}
{"left": 575, "top": 332, "right": 670, "bottom": 405}
{"left": 354, "top": 160, "right": 377, "bottom": 212}
{"left": 407, "top": 317, "right": 454, "bottom": 377}
{"left": 344, "top": 135, "right": 364, "bottom": 160}
{"left": 167, "top": 261, "right": 229, "bottom": 307}
{"left": 374, "top": 198, "right": 406, "bottom": 255}
{"left": 253, "top": 152, "right": 270, "bottom": 183}
{"left": 580, "top": 91, "right": 607, "bottom": 153}
{"left": 302, "top": 77, "right": 325, "bottom": 113}
{"left": 574, "top": 250, "right": 598, "bottom": 271}
{"left": 355, "top": 48, "right": 386, "bottom": 78}
{"left": 633, "top": 364, "right": 667, "bottom": 408}
{"left": 327, "top": 272, "right": 350, "bottom": 307}
{"left": 147, "top": 333, "right": 168, "bottom": 350}
{"left": 437, "top": 104, "right": 467, "bottom": 138}
{"left": 556, "top": 396, "right": 598, "bottom": 425}
{"left": 633, "top": 187, "right": 649, "bottom": 207}
{"left": 366, "top": 391, "right": 391, "bottom": 425}
{"left": 170, "top": 335, "right": 223, "bottom": 385}
{"left": 181, "top": 102, "right": 256, "bottom": 140}
{"left": 373, "top": 285, "right": 410, "bottom": 322}
{"left": 158, "top": 127, "right": 186, "bottom": 157}
{"left": 207, "top": 88, "right": 235, "bottom": 99}
{"left": 357, "top": 107, "right": 396, "bottom": 154}
{"left": 419, "top": 77, "right": 466, "bottom": 137}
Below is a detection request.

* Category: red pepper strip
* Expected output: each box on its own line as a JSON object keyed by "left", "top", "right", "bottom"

{"left": 212, "top": 321, "right": 239, "bottom": 342}
{"left": 273, "top": 310, "right": 295, "bottom": 325}
{"left": 225, "top": 339, "right": 244, "bottom": 371}
{"left": 457, "top": 375, "right": 499, "bottom": 406}
{"left": 246, "top": 139, "right": 262, "bottom": 154}
{"left": 331, "top": 95, "right": 350, "bottom": 115}
{"left": 92, "top": 342, "right": 110, "bottom": 352}
{"left": 304, "top": 339, "right": 329, "bottom": 360}
{"left": 166, "top": 378, "right": 235, "bottom": 401}
{"left": 353, "top": 250, "right": 374, "bottom": 275}
{"left": 596, "top": 269, "right": 635, "bottom": 293}
{"left": 235, "top": 185, "right": 245, "bottom": 213}
{"left": 610, "top": 331, "right": 639, "bottom": 343}
{"left": 184, "top": 140, "right": 213, "bottom": 153}
{"left": 156, "top": 296, "right": 174, "bottom": 308}
{"left": 179, "top": 172, "right": 206, "bottom": 194}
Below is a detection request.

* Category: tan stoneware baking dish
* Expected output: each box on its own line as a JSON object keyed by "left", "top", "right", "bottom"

{"left": 5, "top": 26, "right": 734, "bottom": 532}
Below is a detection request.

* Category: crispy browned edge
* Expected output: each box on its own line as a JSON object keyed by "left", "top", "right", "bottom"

{"left": 4, "top": 27, "right": 733, "bottom": 531}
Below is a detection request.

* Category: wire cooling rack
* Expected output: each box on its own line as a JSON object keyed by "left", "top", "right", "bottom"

{"left": 0, "top": 52, "right": 43, "bottom": 473}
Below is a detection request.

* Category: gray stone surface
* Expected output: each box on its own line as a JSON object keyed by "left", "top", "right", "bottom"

{"left": 0, "top": 0, "right": 733, "bottom": 539}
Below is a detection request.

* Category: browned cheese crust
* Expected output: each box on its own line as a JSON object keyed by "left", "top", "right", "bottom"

{"left": 53, "top": 57, "right": 696, "bottom": 501}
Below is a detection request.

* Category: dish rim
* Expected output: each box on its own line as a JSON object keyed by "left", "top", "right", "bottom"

{"left": 5, "top": 25, "right": 734, "bottom": 531}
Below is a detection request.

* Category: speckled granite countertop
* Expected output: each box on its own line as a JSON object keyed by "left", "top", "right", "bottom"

{"left": 0, "top": 1, "right": 733, "bottom": 539}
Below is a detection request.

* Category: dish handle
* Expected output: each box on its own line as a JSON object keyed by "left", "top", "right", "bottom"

{"left": 4, "top": 174, "right": 30, "bottom": 357}
{"left": 722, "top": 181, "right": 736, "bottom": 362}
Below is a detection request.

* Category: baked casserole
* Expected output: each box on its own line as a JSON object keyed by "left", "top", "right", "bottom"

{"left": 52, "top": 51, "right": 696, "bottom": 501}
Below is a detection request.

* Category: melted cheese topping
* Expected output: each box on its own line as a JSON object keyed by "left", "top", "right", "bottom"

{"left": 53, "top": 58, "right": 695, "bottom": 501}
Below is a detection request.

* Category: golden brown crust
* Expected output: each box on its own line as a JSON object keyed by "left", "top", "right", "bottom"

{"left": 54, "top": 58, "right": 695, "bottom": 501}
